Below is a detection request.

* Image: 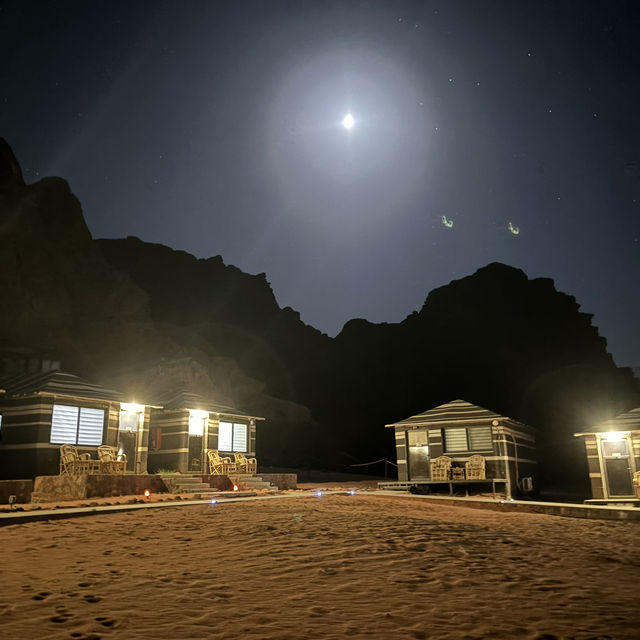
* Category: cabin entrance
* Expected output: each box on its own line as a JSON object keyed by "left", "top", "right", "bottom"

{"left": 601, "top": 437, "right": 634, "bottom": 497}
{"left": 118, "top": 403, "right": 145, "bottom": 473}
{"left": 188, "top": 410, "right": 209, "bottom": 472}
{"left": 407, "top": 430, "right": 429, "bottom": 479}
{"left": 118, "top": 431, "right": 137, "bottom": 472}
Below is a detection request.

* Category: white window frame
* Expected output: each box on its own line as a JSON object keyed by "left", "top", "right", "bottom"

{"left": 443, "top": 425, "right": 493, "bottom": 453}
{"left": 50, "top": 404, "right": 105, "bottom": 446}
{"left": 218, "top": 421, "right": 248, "bottom": 452}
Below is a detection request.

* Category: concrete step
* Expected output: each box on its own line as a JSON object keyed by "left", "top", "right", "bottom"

{"left": 174, "top": 484, "right": 211, "bottom": 492}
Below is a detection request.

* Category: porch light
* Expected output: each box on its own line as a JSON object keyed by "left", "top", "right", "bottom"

{"left": 316, "top": 490, "right": 323, "bottom": 498}
{"left": 144, "top": 489, "right": 150, "bottom": 497}
{"left": 188, "top": 410, "right": 209, "bottom": 436}
{"left": 121, "top": 402, "right": 145, "bottom": 413}
{"left": 210, "top": 499, "right": 218, "bottom": 505}
{"left": 233, "top": 484, "right": 239, "bottom": 492}
{"left": 602, "top": 431, "right": 628, "bottom": 442}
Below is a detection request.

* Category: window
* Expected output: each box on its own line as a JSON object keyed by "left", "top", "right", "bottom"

{"left": 443, "top": 426, "right": 492, "bottom": 453}
{"left": 50, "top": 404, "right": 104, "bottom": 446}
{"left": 218, "top": 421, "right": 248, "bottom": 452}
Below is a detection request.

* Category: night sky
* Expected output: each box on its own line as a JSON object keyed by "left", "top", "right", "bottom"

{"left": 2, "top": 1, "right": 639, "bottom": 366}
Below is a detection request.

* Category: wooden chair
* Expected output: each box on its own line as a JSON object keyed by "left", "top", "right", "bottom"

{"left": 430, "top": 455, "right": 452, "bottom": 481}
{"left": 234, "top": 452, "right": 257, "bottom": 474}
{"left": 59, "top": 444, "right": 99, "bottom": 475}
{"left": 207, "top": 449, "right": 236, "bottom": 475}
{"left": 465, "top": 454, "right": 486, "bottom": 480}
{"left": 98, "top": 445, "right": 127, "bottom": 474}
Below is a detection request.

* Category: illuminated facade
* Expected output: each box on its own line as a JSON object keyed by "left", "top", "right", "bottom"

{"left": 574, "top": 407, "right": 640, "bottom": 503}
{"left": 0, "top": 371, "right": 152, "bottom": 479}
{"left": 147, "top": 391, "right": 264, "bottom": 474}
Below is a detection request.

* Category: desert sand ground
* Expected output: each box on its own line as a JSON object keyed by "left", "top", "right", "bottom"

{"left": 0, "top": 493, "right": 638, "bottom": 640}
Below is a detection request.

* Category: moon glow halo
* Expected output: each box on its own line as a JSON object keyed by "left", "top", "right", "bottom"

{"left": 342, "top": 113, "right": 355, "bottom": 129}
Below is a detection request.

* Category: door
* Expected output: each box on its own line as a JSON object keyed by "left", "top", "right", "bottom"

{"left": 188, "top": 411, "right": 208, "bottom": 472}
{"left": 118, "top": 431, "right": 137, "bottom": 472}
{"left": 407, "top": 430, "right": 429, "bottom": 479}
{"left": 601, "top": 437, "right": 634, "bottom": 497}
{"left": 188, "top": 436, "right": 203, "bottom": 471}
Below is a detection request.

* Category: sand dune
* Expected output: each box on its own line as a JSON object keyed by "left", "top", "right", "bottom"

{"left": 0, "top": 494, "right": 638, "bottom": 639}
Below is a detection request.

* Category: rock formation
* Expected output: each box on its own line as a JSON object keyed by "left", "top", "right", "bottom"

{"left": 1, "top": 138, "right": 638, "bottom": 488}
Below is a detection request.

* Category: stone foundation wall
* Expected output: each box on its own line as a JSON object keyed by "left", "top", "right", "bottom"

{"left": 0, "top": 479, "right": 34, "bottom": 504}
{"left": 259, "top": 473, "right": 297, "bottom": 489}
{"left": 32, "top": 475, "right": 169, "bottom": 502}
{"left": 200, "top": 475, "right": 234, "bottom": 491}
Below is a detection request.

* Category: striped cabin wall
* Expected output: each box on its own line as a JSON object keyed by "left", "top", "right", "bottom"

{"left": 578, "top": 434, "right": 605, "bottom": 500}
{"left": 148, "top": 409, "right": 190, "bottom": 473}
{"left": 395, "top": 423, "right": 537, "bottom": 489}
{"left": 395, "top": 429, "right": 407, "bottom": 481}
{"left": 136, "top": 405, "right": 151, "bottom": 474}
{"left": 0, "top": 394, "right": 118, "bottom": 479}
{"left": 389, "top": 400, "right": 538, "bottom": 497}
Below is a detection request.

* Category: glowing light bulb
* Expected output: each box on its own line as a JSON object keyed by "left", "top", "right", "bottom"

{"left": 143, "top": 489, "right": 150, "bottom": 498}
{"left": 316, "top": 490, "right": 323, "bottom": 498}
{"left": 233, "top": 484, "right": 239, "bottom": 492}
{"left": 210, "top": 499, "right": 218, "bottom": 505}
{"left": 342, "top": 113, "right": 354, "bottom": 130}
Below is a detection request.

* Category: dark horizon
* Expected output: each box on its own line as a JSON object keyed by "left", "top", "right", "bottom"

{"left": 2, "top": 0, "right": 639, "bottom": 365}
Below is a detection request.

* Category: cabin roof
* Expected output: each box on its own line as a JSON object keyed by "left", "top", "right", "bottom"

{"left": 154, "top": 390, "right": 264, "bottom": 420}
{"left": 386, "top": 398, "right": 526, "bottom": 429}
{"left": 575, "top": 406, "right": 640, "bottom": 435}
{"left": 0, "top": 370, "right": 123, "bottom": 402}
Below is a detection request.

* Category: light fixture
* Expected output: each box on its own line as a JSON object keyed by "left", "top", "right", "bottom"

{"left": 602, "top": 431, "right": 627, "bottom": 442}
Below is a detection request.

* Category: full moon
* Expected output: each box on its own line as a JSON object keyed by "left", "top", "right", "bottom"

{"left": 342, "top": 113, "right": 355, "bottom": 129}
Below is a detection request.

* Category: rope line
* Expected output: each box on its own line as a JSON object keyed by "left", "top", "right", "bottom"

{"left": 350, "top": 458, "right": 398, "bottom": 468}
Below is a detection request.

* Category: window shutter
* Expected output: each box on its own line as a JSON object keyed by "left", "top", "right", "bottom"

{"left": 468, "top": 426, "right": 492, "bottom": 451}
{"left": 443, "top": 427, "right": 468, "bottom": 452}
{"left": 218, "top": 421, "right": 233, "bottom": 451}
{"left": 51, "top": 405, "right": 79, "bottom": 444}
{"left": 233, "top": 423, "right": 248, "bottom": 452}
{"left": 78, "top": 408, "right": 104, "bottom": 446}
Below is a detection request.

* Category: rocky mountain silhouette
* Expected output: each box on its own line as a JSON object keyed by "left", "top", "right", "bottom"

{"left": 1, "top": 138, "right": 638, "bottom": 490}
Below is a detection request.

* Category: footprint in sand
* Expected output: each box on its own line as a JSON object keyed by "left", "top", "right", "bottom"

{"left": 83, "top": 595, "right": 101, "bottom": 603}
{"left": 32, "top": 591, "right": 52, "bottom": 601}
{"left": 50, "top": 605, "right": 73, "bottom": 623}
{"left": 95, "top": 616, "right": 117, "bottom": 628}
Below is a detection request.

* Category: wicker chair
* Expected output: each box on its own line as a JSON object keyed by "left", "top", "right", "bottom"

{"left": 207, "top": 449, "right": 236, "bottom": 475}
{"left": 429, "top": 455, "right": 452, "bottom": 481}
{"left": 98, "top": 445, "right": 127, "bottom": 474}
{"left": 234, "top": 452, "right": 257, "bottom": 474}
{"left": 59, "top": 444, "right": 99, "bottom": 475}
{"left": 633, "top": 471, "right": 640, "bottom": 499}
{"left": 465, "top": 454, "right": 486, "bottom": 480}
